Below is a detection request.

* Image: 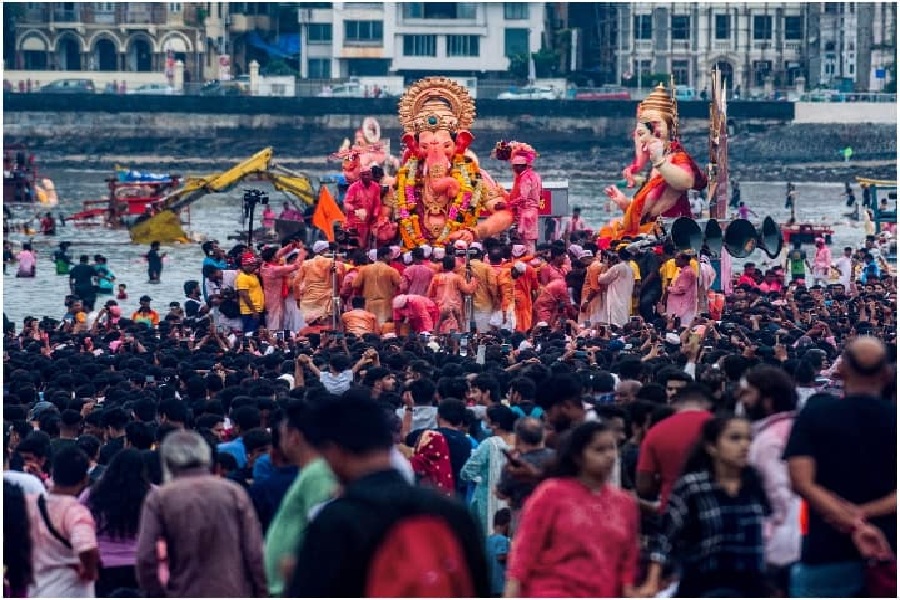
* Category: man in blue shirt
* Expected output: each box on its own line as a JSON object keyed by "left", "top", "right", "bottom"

{"left": 218, "top": 405, "right": 261, "bottom": 468}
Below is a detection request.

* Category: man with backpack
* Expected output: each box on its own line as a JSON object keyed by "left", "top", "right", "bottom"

{"left": 286, "top": 395, "right": 489, "bottom": 597}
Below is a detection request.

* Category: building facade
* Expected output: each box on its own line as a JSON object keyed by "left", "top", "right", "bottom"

{"left": 295, "top": 2, "right": 545, "bottom": 79}
{"left": 14, "top": 2, "right": 205, "bottom": 80}
{"left": 601, "top": 2, "right": 895, "bottom": 94}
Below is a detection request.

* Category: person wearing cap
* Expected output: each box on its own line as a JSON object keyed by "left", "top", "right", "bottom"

{"left": 235, "top": 255, "right": 264, "bottom": 334}
{"left": 343, "top": 164, "right": 381, "bottom": 248}
{"left": 297, "top": 240, "right": 344, "bottom": 326}
{"left": 131, "top": 295, "right": 160, "bottom": 328}
{"left": 510, "top": 260, "right": 539, "bottom": 333}
{"left": 665, "top": 253, "right": 698, "bottom": 324}
{"left": 428, "top": 255, "right": 478, "bottom": 333}
{"left": 487, "top": 246, "right": 515, "bottom": 330}
{"left": 454, "top": 243, "right": 497, "bottom": 333}
{"left": 353, "top": 246, "right": 401, "bottom": 326}
{"left": 811, "top": 237, "right": 832, "bottom": 286}
{"left": 594, "top": 250, "right": 635, "bottom": 326}
{"left": 430, "top": 246, "right": 447, "bottom": 272}
{"left": 260, "top": 245, "right": 303, "bottom": 332}
{"left": 507, "top": 144, "right": 542, "bottom": 254}
{"left": 399, "top": 247, "right": 435, "bottom": 297}
{"left": 393, "top": 294, "right": 439, "bottom": 334}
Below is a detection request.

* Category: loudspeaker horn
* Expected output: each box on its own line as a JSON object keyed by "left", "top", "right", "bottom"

{"left": 723, "top": 218, "right": 759, "bottom": 258}
{"left": 671, "top": 217, "right": 703, "bottom": 253}
{"left": 759, "top": 216, "right": 783, "bottom": 259}
{"left": 704, "top": 219, "right": 723, "bottom": 257}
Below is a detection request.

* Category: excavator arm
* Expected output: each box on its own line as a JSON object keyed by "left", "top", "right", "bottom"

{"left": 129, "top": 148, "right": 315, "bottom": 245}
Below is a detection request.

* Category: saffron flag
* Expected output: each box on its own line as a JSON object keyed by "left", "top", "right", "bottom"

{"left": 311, "top": 185, "right": 345, "bottom": 242}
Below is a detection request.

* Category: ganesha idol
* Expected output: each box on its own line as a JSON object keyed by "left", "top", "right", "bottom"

{"left": 331, "top": 117, "right": 399, "bottom": 185}
{"left": 598, "top": 83, "right": 707, "bottom": 245}
{"left": 394, "top": 77, "right": 512, "bottom": 250}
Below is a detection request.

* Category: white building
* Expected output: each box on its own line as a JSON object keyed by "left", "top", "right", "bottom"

{"left": 296, "top": 2, "right": 545, "bottom": 79}
{"left": 614, "top": 2, "right": 809, "bottom": 97}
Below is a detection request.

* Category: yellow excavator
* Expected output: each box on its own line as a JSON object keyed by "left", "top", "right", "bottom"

{"left": 129, "top": 148, "right": 316, "bottom": 245}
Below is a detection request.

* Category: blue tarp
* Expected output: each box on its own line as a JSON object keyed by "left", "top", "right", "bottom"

{"left": 116, "top": 169, "right": 172, "bottom": 183}
{"left": 246, "top": 31, "right": 300, "bottom": 59}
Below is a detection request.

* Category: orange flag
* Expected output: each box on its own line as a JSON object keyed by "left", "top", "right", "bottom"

{"left": 311, "top": 185, "right": 345, "bottom": 242}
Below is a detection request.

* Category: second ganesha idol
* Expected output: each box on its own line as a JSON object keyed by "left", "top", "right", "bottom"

{"left": 395, "top": 77, "right": 512, "bottom": 250}
{"left": 598, "top": 83, "right": 707, "bottom": 245}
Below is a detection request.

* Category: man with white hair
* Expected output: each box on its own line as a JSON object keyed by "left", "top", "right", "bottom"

{"left": 393, "top": 294, "right": 439, "bottom": 334}
{"left": 297, "top": 240, "right": 344, "bottom": 326}
{"left": 135, "top": 430, "right": 267, "bottom": 597}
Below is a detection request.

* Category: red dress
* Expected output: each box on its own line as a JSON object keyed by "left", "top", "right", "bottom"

{"left": 508, "top": 478, "right": 639, "bottom": 598}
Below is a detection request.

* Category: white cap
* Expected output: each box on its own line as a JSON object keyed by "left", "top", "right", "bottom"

{"left": 433, "top": 247, "right": 446, "bottom": 259}
{"left": 402, "top": 251, "right": 413, "bottom": 265}
{"left": 453, "top": 240, "right": 468, "bottom": 250}
{"left": 665, "top": 332, "right": 681, "bottom": 345}
{"left": 427, "top": 341, "right": 441, "bottom": 352}
{"left": 392, "top": 295, "right": 409, "bottom": 309}
{"left": 470, "top": 242, "right": 483, "bottom": 252}
{"left": 579, "top": 249, "right": 594, "bottom": 259}
{"left": 313, "top": 240, "right": 330, "bottom": 253}
{"left": 390, "top": 245, "right": 401, "bottom": 259}
{"left": 536, "top": 321, "right": 549, "bottom": 328}
{"left": 367, "top": 249, "right": 378, "bottom": 262}
{"left": 568, "top": 244, "right": 583, "bottom": 256}
{"left": 421, "top": 244, "right": 433, "bottom": 258}
{"left": 511, "top": 245, "right": 526, "bottom": 258}
{"left": 278, "top": 374, "right": 295, "bottom": 387}
{"left": 513, "top": 261, "right": 526, "bottom": 274}
{"left": 518, "top": 340, "right": 533, "bottom": 351}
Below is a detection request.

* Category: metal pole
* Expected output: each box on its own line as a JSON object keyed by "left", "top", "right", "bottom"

{"left": 465, "top": 249, "right": 475, "bottom": 334}
{"left": 247, "top": 199, "right": 256, "bottom": 247}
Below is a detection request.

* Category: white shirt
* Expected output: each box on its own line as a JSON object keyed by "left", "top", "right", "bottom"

{"left": 4, "top": 470, "right": 46, "bottom": 495}
{"left": 834, "top": 255, "right": 853, "bottom": 287}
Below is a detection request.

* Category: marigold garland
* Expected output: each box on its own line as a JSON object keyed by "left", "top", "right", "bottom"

{"left": 395, "top": 155, "right": 484, "bottom": 250}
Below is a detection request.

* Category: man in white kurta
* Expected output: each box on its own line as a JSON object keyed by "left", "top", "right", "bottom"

{"left": 596, "top": 255, "right": 634, "bottom": 327}
{"left": 698, "top": 256, "right": 717, "bottom": 314}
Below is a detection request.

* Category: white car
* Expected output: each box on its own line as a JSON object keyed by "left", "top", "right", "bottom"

{"left": 317, "top": 83, "right": 365, "bottom": 98}
{"left": 127, "top": 84, "right": 177, "bottom": 95}
{"left": 497, "top": 86, "right": 560, "bottom": 100}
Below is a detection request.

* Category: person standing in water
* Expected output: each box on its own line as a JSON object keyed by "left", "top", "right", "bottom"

{"left": 147, "top": 241, "right": 165, "bottom": 284}
{"left": 737, "top": 201, "right": 757, "bottom": 221}
{"left": 784, "top": 182, "right": 796, "bottom": 210}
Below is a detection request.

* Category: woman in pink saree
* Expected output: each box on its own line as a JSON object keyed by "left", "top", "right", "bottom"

{"left": 259, "top": 245, "right": 301, "bottom": 331}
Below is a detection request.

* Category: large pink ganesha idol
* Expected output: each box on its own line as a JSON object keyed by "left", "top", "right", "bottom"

{"left": 394, "top": 77, "right": 512, "bottom": 250}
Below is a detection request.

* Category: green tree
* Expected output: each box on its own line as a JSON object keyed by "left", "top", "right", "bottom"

{"left": 531, "top": 46, "right": 559, "bottom": 78}
{"left": 509, "top": 53, "right": 529, "bottom": 80}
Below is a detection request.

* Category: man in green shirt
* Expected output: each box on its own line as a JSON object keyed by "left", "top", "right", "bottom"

{"left": 786, "top": 240, "right": 808, "bottom": 282}
{"left": 264, "top": 399, "right": 337, "bottom": 596}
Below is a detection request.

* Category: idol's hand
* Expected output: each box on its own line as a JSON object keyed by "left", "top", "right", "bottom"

{"left": 647, "top": 139, "right": 665, "bottom": 165}
{"left": 605, "top": 185, "right": 629, "bottom": 211}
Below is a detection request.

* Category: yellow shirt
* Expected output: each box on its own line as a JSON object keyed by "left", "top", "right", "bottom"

{"left": 660, "top": 258, "right": 698, "bottom": 289}
{"left": 235, "top": 271, "right": 264, "bottom": 314}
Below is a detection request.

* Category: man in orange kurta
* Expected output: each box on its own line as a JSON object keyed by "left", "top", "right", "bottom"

{"left": 352, "top": 246, "right": 401, "bottom": 325}
{"left": 297, "top": 241, "right": 344, "bottom": 325}
{"left": 510, "top": 261, "right": 539, "bottom": 333}
{"left": 341, "top": 296, "right": 379, "bottom": 336}
{"left": 427, "top": 255, "right": 478, "bottom": 334}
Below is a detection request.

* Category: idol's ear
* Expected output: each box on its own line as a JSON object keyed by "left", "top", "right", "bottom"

{"left": 401, "top": 132, "right": 421, "bottom": 157}
{"left": 455, "top": 130, "right": 474, "bottom": 155}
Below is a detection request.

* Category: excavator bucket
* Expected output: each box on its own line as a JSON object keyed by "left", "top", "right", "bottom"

{"left": 129, "top": 210, "right": 190, "bottom": 245}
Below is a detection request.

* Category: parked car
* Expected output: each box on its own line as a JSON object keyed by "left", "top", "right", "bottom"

{"left": 318, "top": 83, "right": 365, "bottom": 98}
{"left": 575, "top": 85, "right": 631, "bottom": 100}
{"left": 127, "top": 83, "right": 177, "bottom": 95}
{"left": 497, "top": 86, "right": 560, "bottom": 100}
{"left": 39, "top": 78, "right": 95, "bottom": 94}
{"left": 674, "top": 85, "right": 696, "bottom": 101}
{"left": 198, "top": 79, "right": 245, "bottom": 96}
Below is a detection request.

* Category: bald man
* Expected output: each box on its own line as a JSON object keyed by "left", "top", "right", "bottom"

{"left": 615, "top": 380, "right": 642, "bottom": 404}
{"left": 783, "top": 336, "right": 896, "bottom": 598}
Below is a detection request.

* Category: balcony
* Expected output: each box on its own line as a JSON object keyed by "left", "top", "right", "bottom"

{"left": 671, "top": 39, "right": 691, "bottom": 51}
{"left": 634, "top": 39, "right": 653, "bottom": 51}
{"left": 784, "top": 41, "right": 802, "bottom": 51}
{"left": 121, "top": 5, "right": 167, "bottom": 25}
{"left": 753, "top": 40, "right": 772, "bottom": 50}
{"left": 713, "top": 40, "right": 733, "bottom": 51}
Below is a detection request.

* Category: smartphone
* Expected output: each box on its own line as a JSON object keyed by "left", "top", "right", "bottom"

{"left": 500, "top": 343, "right": 511, "bottom": 353}
{"left": 476, "top": 344, "right": 486, "bottom": 365}
{"left": 145, "top": 375, "right": 155, "bottom": 383}
{"left": 459, "top": 334, "right": 469, "bottom": 357}
{"left": 275, "top": 331, "right": 284, "bottom": 341}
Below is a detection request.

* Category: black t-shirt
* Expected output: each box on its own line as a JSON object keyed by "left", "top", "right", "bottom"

{"left": 783, "top": 393, "right": 897, "bottom": 564}
{"left": 69, "top": 263, "right": 96, "bottom": 291}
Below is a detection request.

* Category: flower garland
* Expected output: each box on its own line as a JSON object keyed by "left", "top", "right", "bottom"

{"left": 395, "top": 154, "right": 483, "bottom": 250}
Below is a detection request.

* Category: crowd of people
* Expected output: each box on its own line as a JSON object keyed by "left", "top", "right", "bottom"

{"left": 2, "top": 225, "right": 897, "bottom": 598}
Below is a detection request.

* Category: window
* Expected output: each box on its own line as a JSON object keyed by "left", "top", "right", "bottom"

{"left": 168, "top": 3, "right": 182, "bottom": 12}
{"left": 672, "top": 59, "right": 690, "bottom": 85}
{"left": 446, "top": 35, "right": 480, "bottom": 57}
{"left": 95, "top": 2, "right": 114, "bottom": 11}
{"left": 752, "top": 59, "right": 772, "bottom": 86}
{"left": 23, "top": 51, "right": 48, "bottom": 69}
{"left": 714, "top": 15, "right": 731, "bottom": 40}
{"left": 344, "top": 20, "right": 383, "bottom": 43}
{"left": 753, "top": 15, "right": 772, "bottom": 40}
{"left": 410, "top": 2, "right": 476, "bottom": 19}
{"left": 784, "top": 16, "right": 803, "bottom": 40}
{"left": 307, "top": 23, "right": 332, "bottom": 44}
{"left": 825, "top": 40, "right": 836, "bottom": 51}
{"left": 849, "top": 63, "right": 854, "bottom": 75}
{"left": 634, "top": 59, "right": 652, "bottom": 78}
{"left": 308, "top": 58, "right": 331, "bottom": 78}
{"left": 634, "top": 15, "right": 652, "bottom": 40}
{"left": 403, "top": 34, "right": 436, "bottom": 56}
{"left": 504, "top": 28, "right": 529, "bottom": 57}
{"left": 504, "top": 3, "right": 529, "bottom": 20}
{"left": 671, "top": 15, "right": 690, "bottom": 40}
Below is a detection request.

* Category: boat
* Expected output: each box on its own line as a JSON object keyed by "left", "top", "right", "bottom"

{"left": 68, "top": 167, "right": 188, "bottom": 229}
{"left": 781, "top": 222, "right": 834, "bottom": 246}
{"left": 3, "top": 145, "right": 58, "bottom": 206}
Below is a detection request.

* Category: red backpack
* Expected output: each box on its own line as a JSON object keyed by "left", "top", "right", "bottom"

{"left": 366, "top": 515, "right": 475, "bottom": 598}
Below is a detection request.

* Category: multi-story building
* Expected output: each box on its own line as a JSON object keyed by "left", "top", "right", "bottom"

{"left": 612, "top": 3, "right": 810, "bottom": 96}
{"left": 294, "top": 1, "right": 544, "bottom": 79}
{"left": 598, "top": 2, "right": 893, "bottom": 94}
{"left": 13, "top": 2, "right": 206, "bottom": 79}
